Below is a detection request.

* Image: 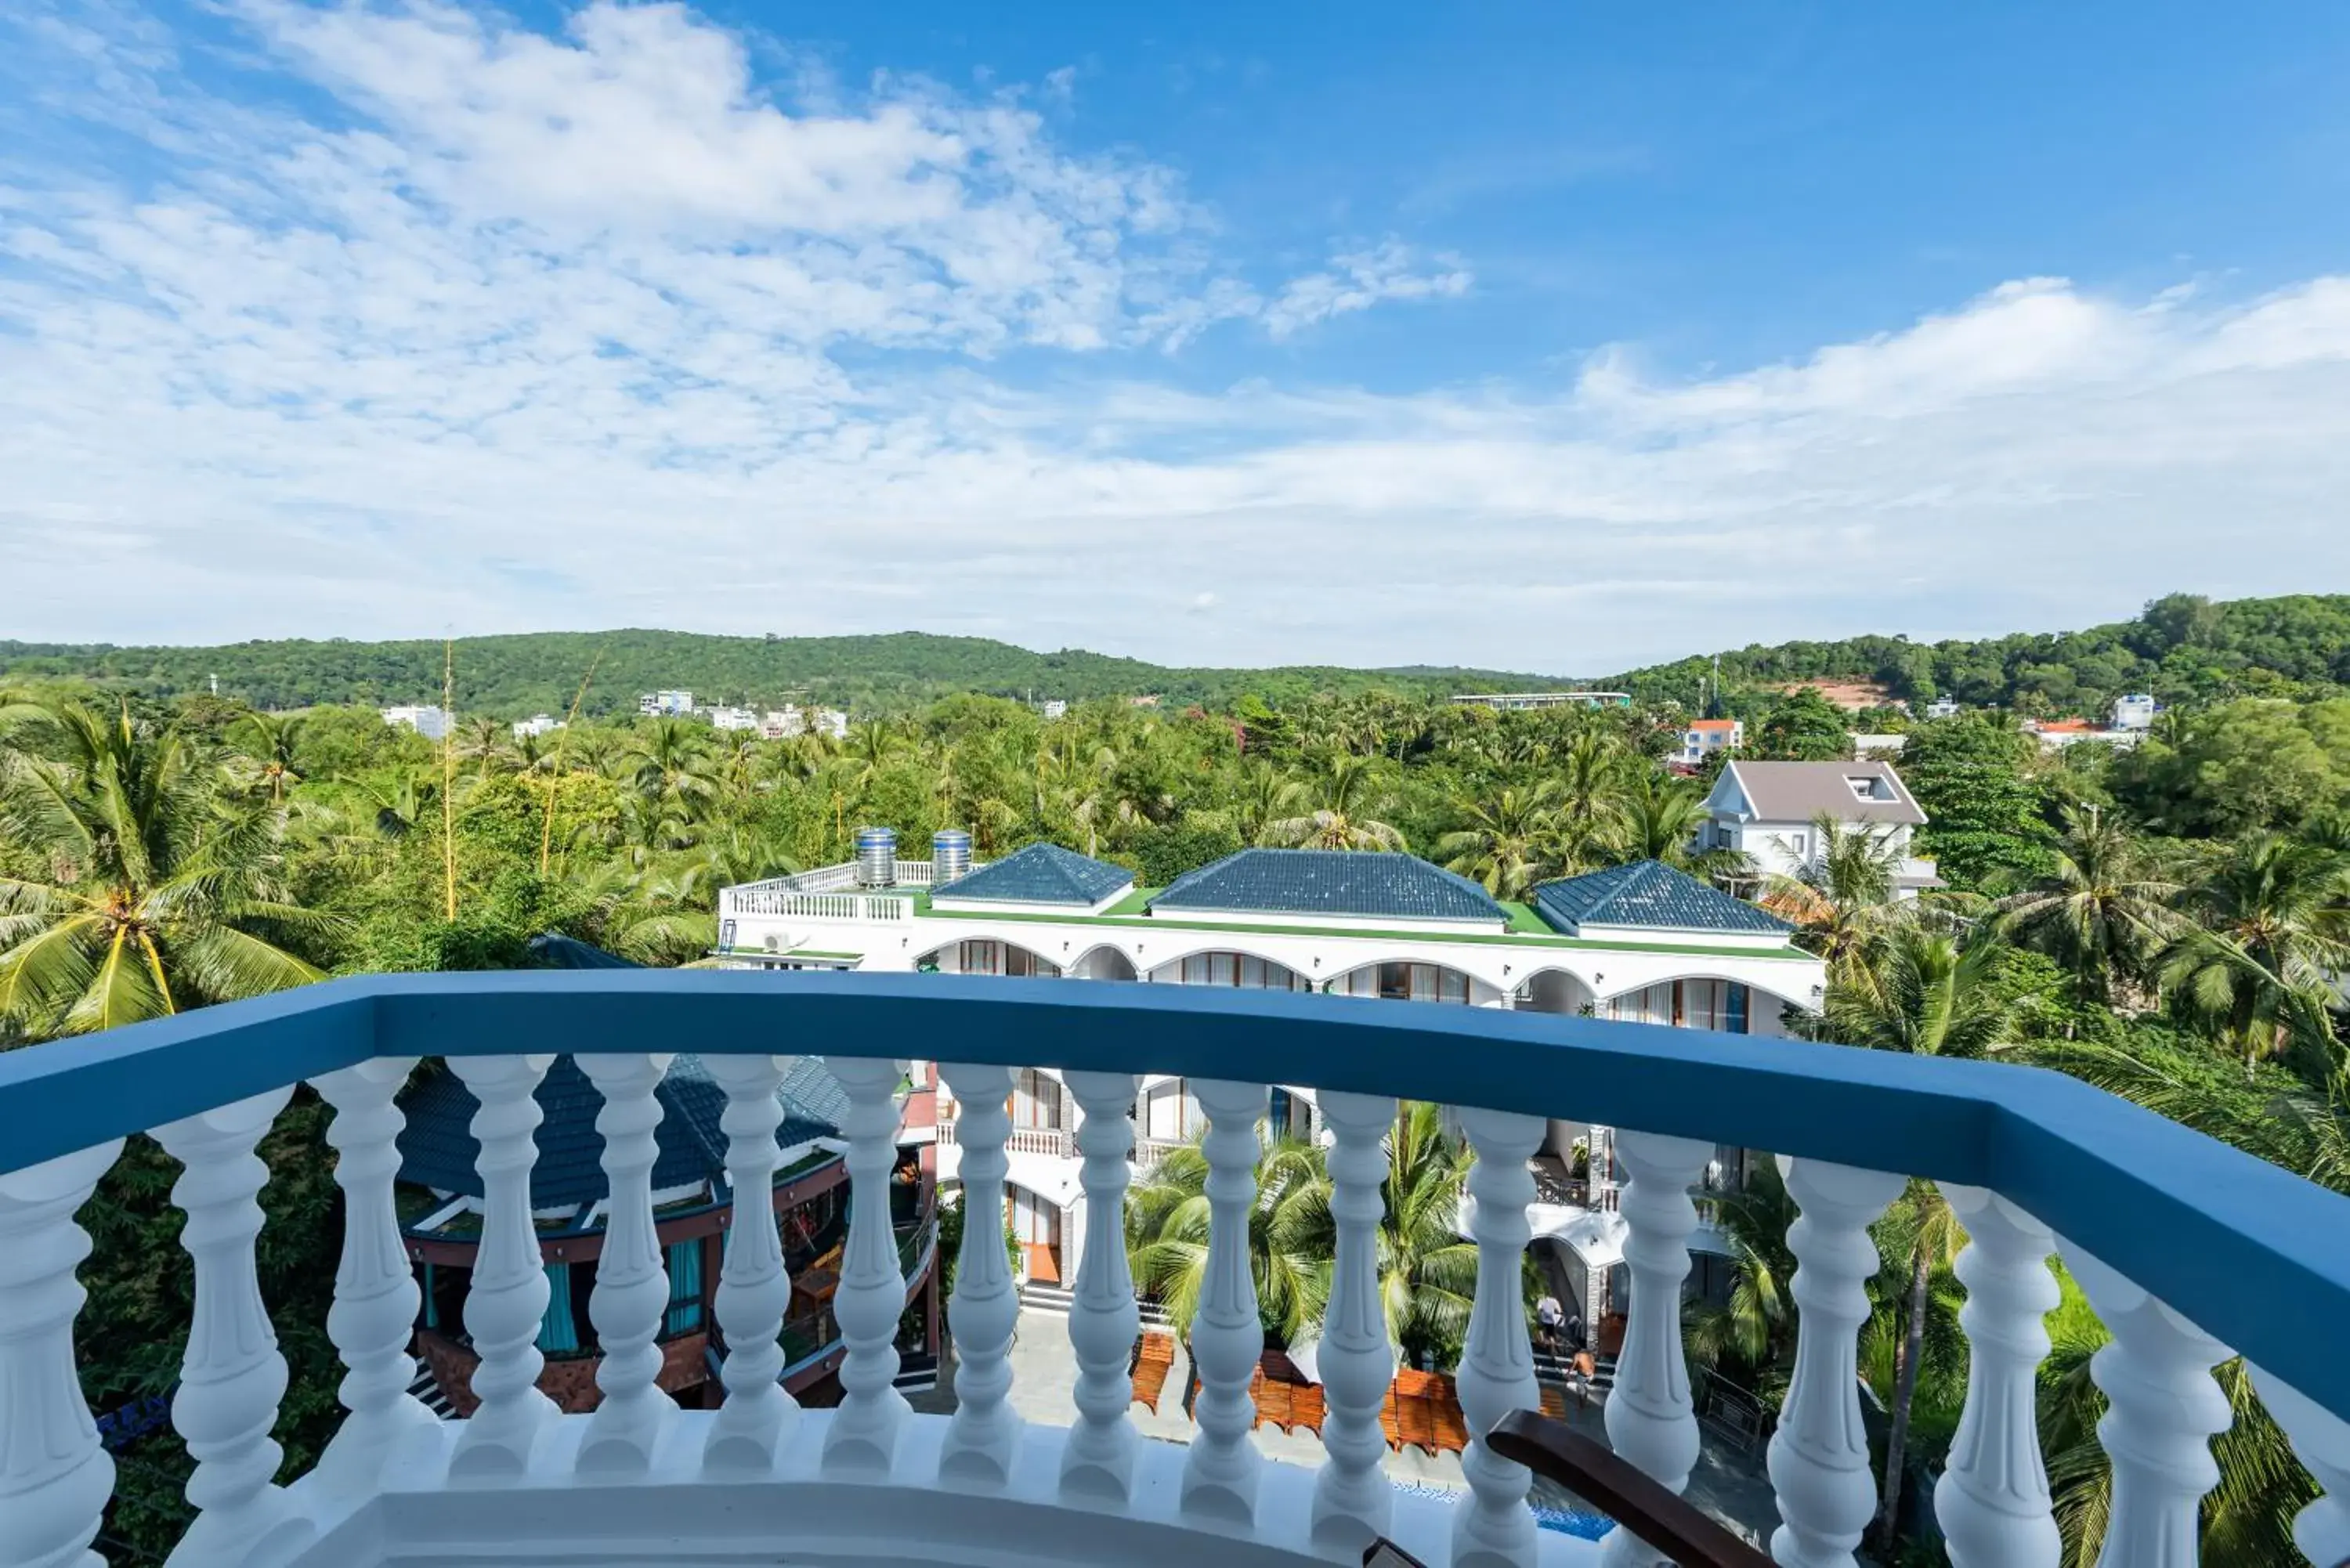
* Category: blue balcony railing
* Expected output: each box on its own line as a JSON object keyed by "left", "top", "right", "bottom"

{"left": 0, "top": 969, "right": 2345, "bottom": 1568}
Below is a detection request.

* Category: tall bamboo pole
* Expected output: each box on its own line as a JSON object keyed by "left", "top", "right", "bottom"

{"left": 441, "top": 639, "right": 457, "bottom": 919}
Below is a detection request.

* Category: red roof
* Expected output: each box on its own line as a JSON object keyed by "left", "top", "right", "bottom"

{"left": 2034, "top": 719, "right": 2095, "bottom": 733}
{"left": 1689, "top": 719, "right": 1739, "bottom": 732}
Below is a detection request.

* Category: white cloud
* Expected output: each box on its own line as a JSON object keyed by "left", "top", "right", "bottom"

{"left": 1261, "top": 240, "right": 1474, "bottom": 341}
{"left": 0, "top": 2, "right": 2345, "bottom": 674}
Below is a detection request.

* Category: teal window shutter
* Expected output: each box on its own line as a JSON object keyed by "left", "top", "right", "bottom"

{"left": 421, "top": 1262, "right": 437, "bottom": 1330}
{"left": 537, "top": 1263, "right": 578, "bottom": 1353}
{"left": 1727, "top": 983, "right": 1750, "bottom": 1035}
{"left": 664, "top": 1239, "right": 703, "bottom": 1335}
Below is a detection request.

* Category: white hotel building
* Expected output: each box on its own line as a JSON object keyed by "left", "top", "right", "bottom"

{"left": 714, "top": 833, "right": 1824, "bottom": 1345}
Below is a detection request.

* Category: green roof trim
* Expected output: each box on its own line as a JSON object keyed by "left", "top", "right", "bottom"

{"left": 908, "top": 900, "right": 1813, "bottom": 962}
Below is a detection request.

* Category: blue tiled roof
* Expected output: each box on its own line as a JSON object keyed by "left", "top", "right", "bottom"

{"left": 1151, "top": 848, "right": 1506, "bottom": 923}
{"left": 1534, "top": 861, "right": 1790, "bottom": 936}
{"left": 396, "top": 1052, "right": 845, "bottom": 1212}
{"left": 933, "top": 841, "right": 1133, "bottom": 905}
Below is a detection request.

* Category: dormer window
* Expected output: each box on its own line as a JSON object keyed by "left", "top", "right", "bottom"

{"left": 1846, "top": 775, "right": 1892, "bottom": 801}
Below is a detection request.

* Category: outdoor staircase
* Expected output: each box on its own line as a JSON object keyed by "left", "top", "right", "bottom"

{"left": 404, "top": 1366, "right": 460, "bottom": 1420}
{"left": 1531, "top": 1349, "right": 1618, "bottom": 1402}
{"left": 1015, "top": 1279, "right": 1174, "bottom": 1329}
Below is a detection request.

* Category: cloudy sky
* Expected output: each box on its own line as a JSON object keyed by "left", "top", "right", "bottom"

{"left": 4, "top": 1, "right": 2347, "bottom": 672}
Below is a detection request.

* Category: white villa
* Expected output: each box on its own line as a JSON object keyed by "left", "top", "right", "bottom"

{"left": 1701, "top": 757, "right": 1943, "bottom": 895}
{"left": 712, "top": 833, "right": 1825, "bottom": 1348}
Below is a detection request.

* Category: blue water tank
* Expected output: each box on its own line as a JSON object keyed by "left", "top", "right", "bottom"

{"left": 932, "top": 829, "right": 971, "bottom": 886}
{"left": 855, "top": 827, "right": 897, "bottom": 887}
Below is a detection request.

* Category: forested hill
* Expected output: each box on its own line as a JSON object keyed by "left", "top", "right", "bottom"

{"left": 1607, "top": 593, "right": 2350, "bottom": 715}
{"left": 5, "top": 591, "right": 2343, "bottom": 719}
{"left": 0, "top": 629, "right": 1578, "bottom": 717}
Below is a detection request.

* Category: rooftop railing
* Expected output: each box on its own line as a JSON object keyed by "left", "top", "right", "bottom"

{"left": 2, "top": 971, "right": 2348, "bottom": 1568}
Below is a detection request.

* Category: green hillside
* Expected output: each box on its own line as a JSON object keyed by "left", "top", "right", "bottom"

{"left": 0, "top": 628, "right": 1582, "bottom": 717}
{"left": 1607, "top": 592, "right": 2350, "bottom": 717}
{"left": 5, "top": 591, "right": 2341, "bottom": 720}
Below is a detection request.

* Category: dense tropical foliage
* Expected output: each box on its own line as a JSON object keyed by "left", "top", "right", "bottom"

{"left": 2, "top": 588, "right": 2347, "bottom": 1565}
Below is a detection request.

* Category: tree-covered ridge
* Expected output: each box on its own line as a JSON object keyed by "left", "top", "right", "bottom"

{"left": 9, "top": 590, "right": 2344, "bottom": 723}
{"left": 0, "top": 627, "right": 1585, "bottom": 717}
{"left": 1609, "top": 592, "right": 2350, "bottom": 716}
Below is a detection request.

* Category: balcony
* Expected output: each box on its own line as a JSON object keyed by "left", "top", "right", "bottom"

{"left": 2, "top": 970, "right": 2348, "bottom": 1567}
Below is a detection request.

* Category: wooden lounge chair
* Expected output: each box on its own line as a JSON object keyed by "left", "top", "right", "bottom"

{"left": 1131, "top": 1355, "right": 1172, "bottom": 1414}
{"left": 1379, "top": 1385, "right": 1404, "bottom": 1449}
{"left": 1286, "top": 1383, "right": 1326, "bottom": 1435}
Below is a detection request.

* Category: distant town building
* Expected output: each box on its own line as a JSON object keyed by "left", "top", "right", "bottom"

{"left": 758, "top": 709, "right": 801, "bottom": 740}
{"left": 1672, "top": 718, "right": 1742, "bottom": 768}
{"left": 381, "top": 705, "right": 450, "bottom": 741}
{"left": 812, "top": 706, "right": 850, "bottom": 740}
{"left": 2112, "top": 693, "right": 2158, "bottom": 732}
{"left": 511, "top": 714, "right": 564, "bottom": 740}
{"left": 1041, "top": 699, "right": 1068, "bottom": 721}
{"left": 1451, "top": 692, "right": 1632, "bottom": 710}
{"left": 1924, "top": 697, "right": 1961, "bottom": 720}
{"left": 2024, "top": 718, "right": 2146, "bottom": 752}
{"left": 1128, "top": 695, "right": 1162, "bottom": 709}
{"left": 1850, "top": 732, "right": 1909, "bottom": 757}
{"left": 639, "top": 691, "right": 695, "bottom": 717}
{"left": 708, "top": 706, "right": 759, "bottom": 732}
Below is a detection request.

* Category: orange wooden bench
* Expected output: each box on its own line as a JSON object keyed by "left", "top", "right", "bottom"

{"left": 1285, "top": 1382, "right": 1326, "bottom": 1436}
{"left": 1132, "top": 1355, "right": 1173, "bottom": 1414}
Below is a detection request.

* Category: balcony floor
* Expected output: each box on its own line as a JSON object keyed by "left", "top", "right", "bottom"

{"left": 284, "top": 1410, "right": 1600, "bottom": 1568}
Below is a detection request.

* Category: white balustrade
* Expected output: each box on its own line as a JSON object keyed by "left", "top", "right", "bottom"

{"left": 446, "top": 1054, "right": 559, "bottom": 1480}
{"left": 938, "top": 1064, "right": 1022, "bottom": 1486}
{"left": 1934, "top": 1184, "right": 2060, "bottom": 1568}
{"left": 2060, "top": 1245, "right": 2232, "bottom": 1568}
{"left": 0, "top": 1139, "right": 122, "bottom": 1568}
{"left": 577, "top": 1053, "right": 678, "bottom": 1474}
{"left": 1766, "top": 1158, "right": 1905, "bottom": 1568}
{"left": 702, "top": 1054, "right": 799, "bottom": 1472}
{"left": 1060, "top": 1070, "right": 1143, "bottom": 1503}
{"left": 1451, "top": 1106, "right": 1546, "bottom": 1568}
{"left": 819, "top": 1054, "right": 912, "bottom": 1475}
{"left": 1309, "top": 1089, "right": 1398, "bottom": 1557}
{"left": 309, "top": 1059, "right": 434, "bottom": 1494}
{"left": 2248, "top": 1364, "right": 2350, "bottom": 1568}
{"left": 1602, "top": 1130, "right": 1715, "bottom": 1568}
{"left": 152, "top": 1087, "right": 314, "bottom": 1568}
{"left": 1180, "top": 1078, "right": 1269, "bottom": 1525}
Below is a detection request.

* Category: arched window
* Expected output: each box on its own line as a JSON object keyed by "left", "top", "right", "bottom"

{"left": 1175, "top": 950, "right": 1311, "bottom": 990}
{"left": 1331, "top": 961, "right": 1472, "bottom": 1004}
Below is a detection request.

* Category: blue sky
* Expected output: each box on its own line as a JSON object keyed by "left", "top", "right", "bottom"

{"left": 3, "top": 1, "right": 2348, "bottom": 672}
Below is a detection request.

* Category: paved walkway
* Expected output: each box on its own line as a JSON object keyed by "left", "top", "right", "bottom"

{"left": 905, "top": 1317, "right": 1783, "bottom": 1545}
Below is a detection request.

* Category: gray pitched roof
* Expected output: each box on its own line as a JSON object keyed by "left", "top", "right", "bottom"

{"left": 933, "top": 841, "right": 1133, "bottom": 905}
{"left": 396, "top": 1053, "right": 845, "bottom": 1215}
{"left": 1720, "top": 760, "right": 1927, "bottom": 826}
{"left": 1151, "top": 848, "right": 1506, "bottom": 923}
{"left": 1535, "top": 861, "right": 1791, "bottom": 936}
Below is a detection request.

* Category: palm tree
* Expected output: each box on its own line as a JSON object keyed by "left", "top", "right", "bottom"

{"left": 1550, "top": 729, "right": 1629, "bottom": 862}
{"left": 630, "top": 719, "right": 720, "bottom": 836}
{"left": 1867, "top": 1182, "right": 1969, "bottom": 1553}
{"left": 2160, "top": 833, "right": 2348, "bottom": 1073}
{"left": 1223, "top": 763, "right": 1310, "bottom": 847}
{"left": 1997, "top": 804, "right": 2178, "bottom": 1006}
{"left": 1438, "top": 782, "right": 1564, "bottom": 899}
{"left": 1609, "top": 768, "right": 1748, "bottom": 879}
{"left": 1126, "top": 1134, "right": 1329, "bottom": 1348}
{"left": 229, "top": 711, "right": 306, "bottom": 804}
{"left": 1265, "top": 753, "right": 1408, "bottom": 851}
{"left": 1823, "top": 923, "right": 2019, "bottom": 1060}
{"left": 1761, "top": 814, "right": 1905, "bottom": 977}
{"left": 1683, "top": 1159, "right": 1800, "bottom": 1393}
{"left": 0, "top": 702, "right": 334, "bottom": 1037}
{"left": 457, "top": 717, "right": 510, "bottom": 777}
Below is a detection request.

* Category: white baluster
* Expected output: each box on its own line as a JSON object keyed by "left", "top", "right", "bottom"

{"left": 1309, "top": 1089, "right": 1399, "bottom": 1557}
{"left": 1934, "top": 1184, "right": 2059, "bottom": 1568}
{"left": 577, "top": 1053, "right": 678, "bottom": 1473}
{"left": 309, "top": 1058, "right": 435, "bottom": 1495}
{"left": 1602, "top": 1130, "right": 1716, "bottom": 1568}
{"left": 1061, "top": 1070, "right": 1143, "bottom": 1503}
{"left": 938, "top": 1063, "right": 1021, "bottom": 1486}
{"left": 702, "top": 1054, "right": 798, "bottom": 1473}
{"left": 0, "top": 1140, "right": 122, "bottom": 1568}
{"left": 2247, "top": 1364, "right": 2350, "bottom": 1568}
{"left": 2059, "top": 1245, "right": 2232, "bottom": 1568}
{"left": 819, "top": 1054, "right": 910, "bottom": 1475}
{"left": 152, "top": 1087, "right": 315, "bottom": 1568}
{"left": 1766, "top": 1157, "right": 1904, "bottom": 1568}
{"left": 1451, "top": 1106, "right": 1546, "bottom": 1568}
{"left": 1180, "top": 1078, "right": 1267, "bottom": 1526}
{"left": 446, "top": 1055, "right": 559, "bottom": 1480}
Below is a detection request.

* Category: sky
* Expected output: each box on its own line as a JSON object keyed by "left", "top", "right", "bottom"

{"left": 3, "top": 1, "right": 2348, "bottom": 674}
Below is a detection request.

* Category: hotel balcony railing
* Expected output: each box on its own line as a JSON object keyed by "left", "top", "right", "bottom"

{"left": 2, "top": 972, "right": 2348, "bottom": 1568}
{"left": 936, "top": 1118, "right": 1076, "bottom": 1159}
